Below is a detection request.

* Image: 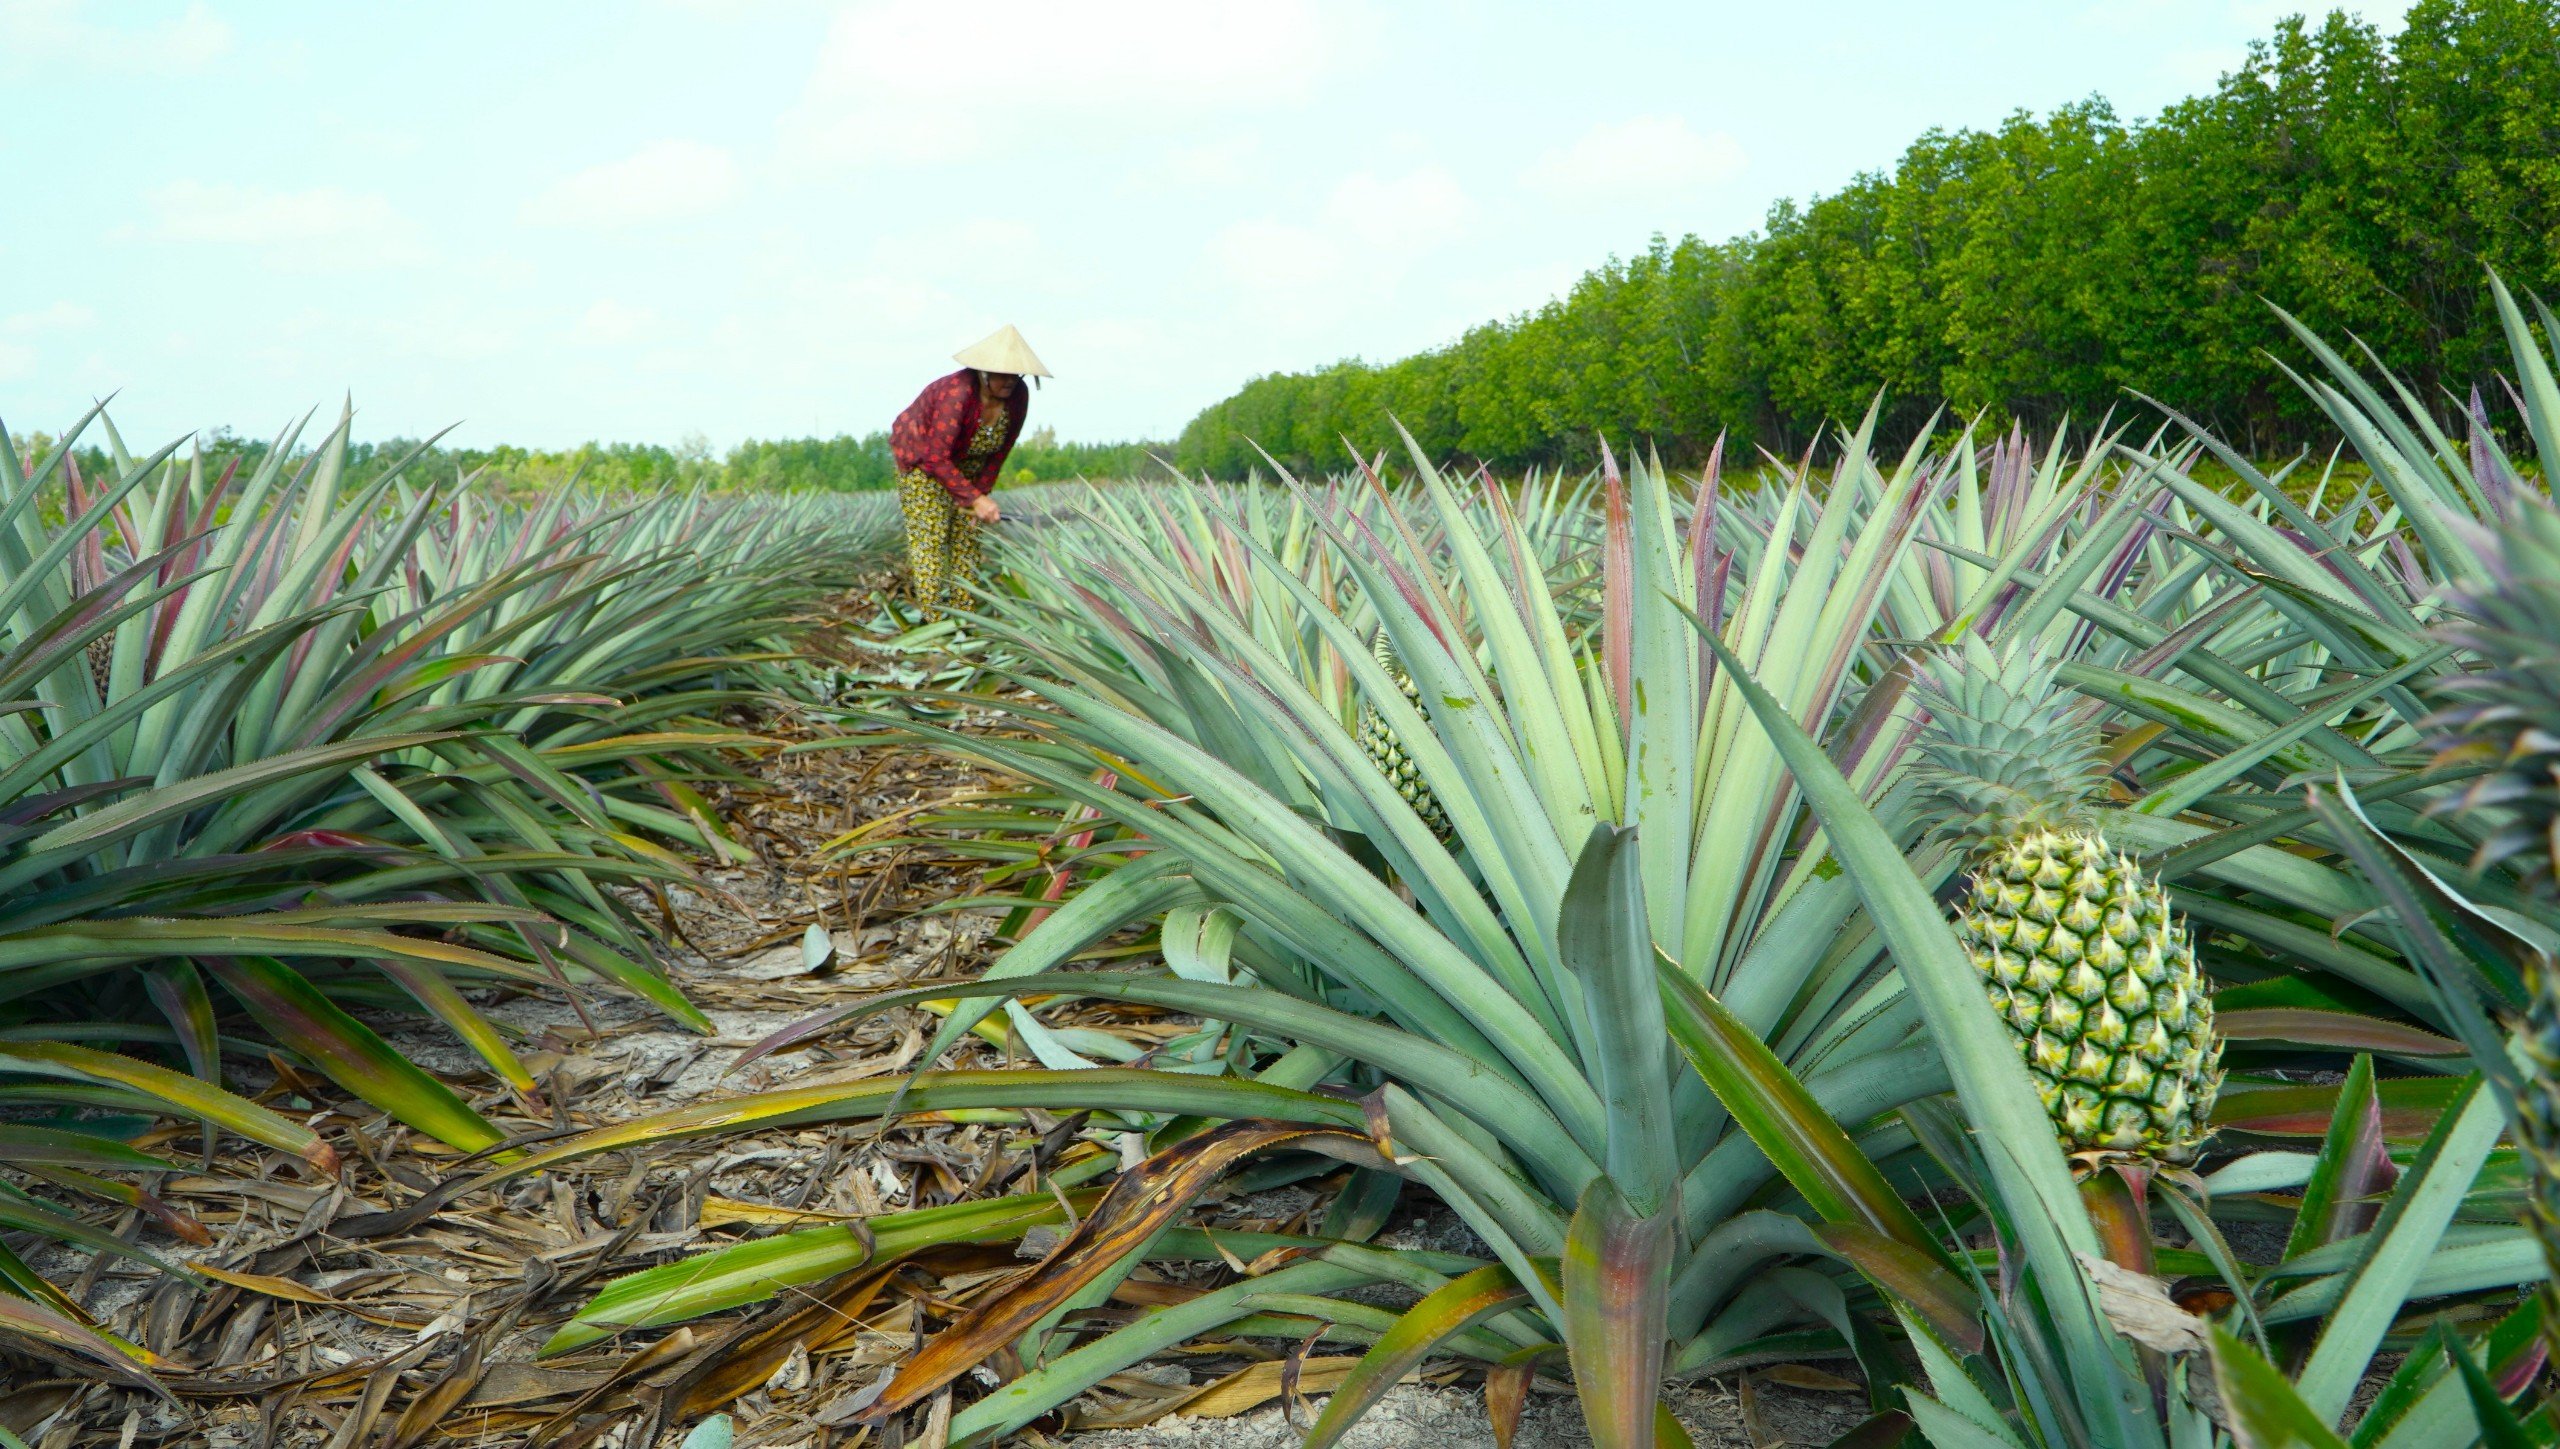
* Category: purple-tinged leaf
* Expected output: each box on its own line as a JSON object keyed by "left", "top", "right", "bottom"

{"left": 203, "top": 956, "right": 500, "bottom": 1151}
{"left": 2282, "top": 1054, "right": 2395, "bottom": 1261}
{"left": 2216, "top": 1008, "right": 2460, "bottom": 1057}
{"left": 1562, "top": 1176, "right": 1673, "bottom": 1449}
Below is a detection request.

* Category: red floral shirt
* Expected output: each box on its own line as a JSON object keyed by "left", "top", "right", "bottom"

{"left": 892, "top": 370, "right": 1029, "bottom": 503}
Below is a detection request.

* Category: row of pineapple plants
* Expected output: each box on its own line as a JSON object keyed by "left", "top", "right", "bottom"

{"left": 0, "top": 405, "right": 895, "bottom": 1379}
{"left": 473, "top": 282, "right": 2560, "bottom": 1446}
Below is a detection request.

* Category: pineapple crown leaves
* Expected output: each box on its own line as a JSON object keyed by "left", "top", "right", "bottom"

{"left": 1368, "top": 625, "right": 1423, "bottom": 702}
{"left": 1904, "top": 635, "right": 2112, "bottom": 859}
{"left": 1369, "top": 624, "right": 1403, "bottom": 675}
{"left": 2428, "top": 496, "right": 2560, "bottom": 892}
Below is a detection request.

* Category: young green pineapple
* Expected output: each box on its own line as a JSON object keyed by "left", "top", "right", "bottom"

{"left": 1357, "top": 627, "right": 1453, "bottom": 838}
{"left": 1908, "top": 637, "right": 2223, "bottom": 1166}
{"left": 2432, "top": 499, "right": 2560, "bottom": 1280}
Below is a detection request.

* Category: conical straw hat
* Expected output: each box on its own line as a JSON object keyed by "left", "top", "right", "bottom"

{"left": 952, "top": 324, "right": 1052, "bottom": 378}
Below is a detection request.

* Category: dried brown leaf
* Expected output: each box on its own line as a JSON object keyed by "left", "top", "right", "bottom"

{"left": 2077, "top": 1252, "right": 2210, "bottom": 1355}
{"left": 864, "top": 1120, "right": 1382, "bottom": 1422}
{"left": 1757, "top": 1364, "right": 1864, "bottom": 1393}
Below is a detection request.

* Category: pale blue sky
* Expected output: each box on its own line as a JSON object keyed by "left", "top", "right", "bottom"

{"left": 0, "top": 1, "right": 2411, "bottom": 451}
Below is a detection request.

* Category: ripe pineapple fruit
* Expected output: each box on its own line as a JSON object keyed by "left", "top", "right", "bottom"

{"left": 2430, "top": 498, "right": 2560, "bottom": 1279}
{"left": 1357, "top": 627, "right": 1452, "bottom": 838}
{"left": 1909, "top": 637, "right": 2223, "bottom": 1166}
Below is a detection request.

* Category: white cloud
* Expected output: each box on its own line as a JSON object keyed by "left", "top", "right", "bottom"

{"left": 1207, "top": 166, "right": 1473, "bottom": 333}
{"left": 781, "top": 0, "right": 1357, "bottom": 165}
{"left": 0, "top": 299, "right": 106, "bottom": 392}
{"left": 523, "top": 141, "right": 743, "bottom": 228}
{"left": 574, "top": 300, "right": 660, "bottom": 346}
{"left": 136, "top": 182, "right": 431, "bottom": 268}
{"left": 1123, "top": 137, "right": 1265, "bottom": 194}
{"left": 1051, "top": 316, "right": 1158, "bottom": 369}
{"left": 1520, "top": 117, "right": 1746, "bottom": 203}
{"left": 0, "top": 0, "right": 231, "bottom": 76}
{"left": 1326, "top": 169, "right": 1472, "bottom": 253}
{"left": 1209, "top": 219, "right": 1343, "bottom": 304}
{"left": 242, "top": 306, "right": 520, "bottom": 373}
{"left": 825, "top": 276, "right": 955, "bottom": 330}
{"left": 765, "top": 218, "right": 1044, "bottom": 358}
{"left": 3, "top": 302, "right": 97, "bottom": 336}
{"left": 867, "top": 218, "right": 1042, "bottom": 287}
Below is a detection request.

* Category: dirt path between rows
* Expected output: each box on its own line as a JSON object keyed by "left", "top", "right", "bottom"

{"left": 1, "top": 589, "right": 1866, "bottom": 1449}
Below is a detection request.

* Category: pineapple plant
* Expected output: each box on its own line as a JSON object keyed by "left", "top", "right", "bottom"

{"left": 1357, "top": 626, "right": 1453, "bottom": 838}
{"left": 2431, "top": 497, "right": 2560, "bottom": 1283}
{"left": 1908, "top": 636, "right": 2223, "bottom": 1168}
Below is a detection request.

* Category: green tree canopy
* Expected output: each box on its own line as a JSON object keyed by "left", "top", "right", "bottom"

{"left": 1174, "top": 0, "right": 2560, "bottom": 476}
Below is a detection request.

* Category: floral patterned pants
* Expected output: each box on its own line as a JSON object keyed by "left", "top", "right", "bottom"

{"left": 899, "top": 470, "right": 982, "bottom": 620}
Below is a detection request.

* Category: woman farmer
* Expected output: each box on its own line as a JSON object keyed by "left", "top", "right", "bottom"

{"left": 891, "top": 325, "right": 1051, "bottom": 619}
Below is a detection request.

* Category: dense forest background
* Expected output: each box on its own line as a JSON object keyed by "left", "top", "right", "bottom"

{"left": 1172, "top": 0, "right": 2560, "bottom": 476}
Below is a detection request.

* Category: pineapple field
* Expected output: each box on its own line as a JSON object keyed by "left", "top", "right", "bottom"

{"left": 4, "top": 284, "right": 2560, "bottom": 1449}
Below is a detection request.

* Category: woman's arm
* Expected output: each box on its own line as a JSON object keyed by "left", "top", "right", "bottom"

{"left": 892, "top": 376, "right": 983, "bottom": 502}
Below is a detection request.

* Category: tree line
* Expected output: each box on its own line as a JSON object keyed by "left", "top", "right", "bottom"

{"left": 1171, "top": 0, "right": 2560, "bottom": 477}
{"left": 14, "top": 424, "right": 1160, "bottom": 495}
{"left": 722, "top": 427, "right": 1161, "bottom": 491}
{"left": 345, "top": 426, "right": 1157, "bottom": 493}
